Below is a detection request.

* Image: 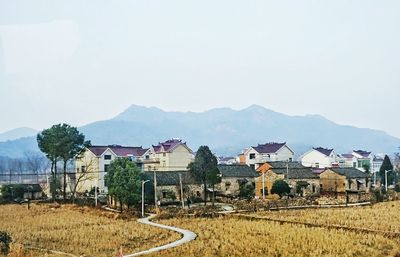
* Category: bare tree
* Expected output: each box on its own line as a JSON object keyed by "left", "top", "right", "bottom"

{"left": 69, "top": 154, "right": 97, "bottom": 203}
{"left": 24, "top": 152, "right": 48, "bottom": 183}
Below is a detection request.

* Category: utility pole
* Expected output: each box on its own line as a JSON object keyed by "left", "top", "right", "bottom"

{"left": 179, "top": 173, "right": 184, "bottom": 208}
{"left": 385, "top": 170, "right": 391, "bottom": 191}
{"left": 153, "top": 169, "right": 158, "bottom": 213}
{"left": 141, "top": 180, "right": 150, "bottom": 217}
{"left": 262, "top": 171, "right": 265, "bottom": 200}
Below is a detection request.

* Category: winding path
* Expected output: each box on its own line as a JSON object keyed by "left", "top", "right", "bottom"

{"left": 123, "top": 214, "right": 197, "bottom": 257}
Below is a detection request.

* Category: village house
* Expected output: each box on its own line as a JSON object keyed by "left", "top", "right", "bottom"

{"left": 242, "top": 142, "right": 294, "bottom": 170}
{"left": 145, "top": 139, "right": 194, "bottom": 172}
{"left": 75, "top": 145, "right": 149, "bottom": 193}
{"left": 301, "top": 147, "right": 339, "bottom": 168}
{"left": 143, "top": 164, "right": 259, "bottom": 203}
{"left": 218, "top": 156, "right": 238, "bottom": 165}
{"left": 319, "top": 167, "right": 370, "bottom": 193}
{"left": 352, "top": 150, "right": 373, "bottom": 172}
{"left": 255, "top": 162, "right": 320, "bottom": 197}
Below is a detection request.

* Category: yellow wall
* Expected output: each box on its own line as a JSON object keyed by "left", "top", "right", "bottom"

{"left": 319, "top": 170, "right": 346, "bottom": 192}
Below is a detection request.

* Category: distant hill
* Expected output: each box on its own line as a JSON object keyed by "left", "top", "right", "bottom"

{"left": 1, "top": 105, "right": 399, "bottom": 158}
{"left": 0, "top": 127, "right": 37, "bottom": 142}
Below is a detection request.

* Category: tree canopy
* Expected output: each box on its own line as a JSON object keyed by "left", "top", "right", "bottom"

{"left": 105, "top": 158, "right": 142, "bottom": 210}
{"left": 271, "top": 180, "right": 291, "bottom": 197}
{"left": 37, "top": 123, "right": 90, "bottom": 200}
{"left": 188, "top": 145, "right": 218, "bottom": 205}
{"left": 379, "top": 155, "right": 394, "bottom": 186}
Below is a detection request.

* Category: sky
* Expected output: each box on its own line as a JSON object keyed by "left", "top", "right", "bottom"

{"left": 0, "top": 0, "right": 399, "bottom": 137}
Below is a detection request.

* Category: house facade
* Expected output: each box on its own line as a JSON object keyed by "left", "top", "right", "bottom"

{"left": 255, "top": 162, "right": 320, "bottom": 197}
{"left": 243, "top": 142, "right": 294, "bottom": 170}
{"left": 319, "top": 168, "right": 370, "bottom": 193}
{"left": 75, "top": 145, "right": 149, "bottom": 193}
{"left": 301, "top": 147, "right": 338, "bottom": 168}
{"left": 144, "top": 139, "right": 194, "bottom": 172}
{"left": 352, "top": 150, "right": 373, "bottom": 172}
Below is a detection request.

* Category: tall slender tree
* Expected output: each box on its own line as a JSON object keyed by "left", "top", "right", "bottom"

{"left": 188, "top": 146, "right": 218, "bottom": 206}
{"left": 379, "top": 155, "right": 394, "bottom": 187}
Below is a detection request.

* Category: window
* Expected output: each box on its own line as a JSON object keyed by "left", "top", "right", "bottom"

{"left": 104, "top": 155, "right": 112, "bottom": 160}
{"left": 353, "top": 162, "right": 357, "bottom": 168}
{"left": 145, "top": 155, "right": 150, "bottom": 160}
{"left": 249, "top": 153, "right": 256, "bottom": 159}
{"left": 104, "top": 164, "right": 109, "bottom": 173}
{"left": 250, "top": 164, "right": 255, "bottom": 170}
{"left": 289, "top": 158, "right": 293, "bottom": 162}
{"left": 162, "top": 191, "right": 167, "bottom": 198}
{"left": 315, "top": 162, "right": 319, "bottom": 168}
{"left": 81, "top": 166, "right": 86, "bottom": 172}
{"left": 312, "top": 184, "right": 316, "bottom": 193}
{"left": 225, "top": 182, "right": 231, "bottom": 191}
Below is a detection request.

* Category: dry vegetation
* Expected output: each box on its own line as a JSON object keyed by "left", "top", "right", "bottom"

{"left": 251, "top": 201, "right": 400, "bottom": 233}
{"left": 0, "top": 204, "right": 180, "bottom": 257}
{"left": 2, "top": 201, "right": 400, "bottom": 257}
{"left": 146, "top": 216, "right": 400, "bottom": 257}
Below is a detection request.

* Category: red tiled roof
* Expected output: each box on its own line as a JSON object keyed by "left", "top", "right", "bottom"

{"left": 88, "top": 145, "right": 149, "bottom": 157}
{"left": 152, "top": 139, "right": 191, "bottom": 153}
{"left": 252, "top": 142, "right": 286, "bottom": 154}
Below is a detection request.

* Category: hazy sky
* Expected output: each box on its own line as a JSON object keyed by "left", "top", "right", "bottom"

{"left": 1, "top": 1, "right": 399, "bottom": 137}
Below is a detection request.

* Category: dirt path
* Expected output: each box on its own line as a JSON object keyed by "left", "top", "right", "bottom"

{"left": 123, "top": 214, "right": 197, "bottom": 257}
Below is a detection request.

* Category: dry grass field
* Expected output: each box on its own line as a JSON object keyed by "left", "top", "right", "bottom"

{"left": 250, "top": 201, "right": 400, "bottom": 233}
{"left": 0, "top": 203, "right": 179, "bottom": 257}
{"left": 1, "top": 201, "right": 400, "bottom": 257}
{"left": 146, "top": 216, "right": 400, "bottom": 257}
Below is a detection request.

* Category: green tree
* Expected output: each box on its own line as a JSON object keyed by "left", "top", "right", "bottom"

{"left": 379, "top": 155, "right": 394, "bottom": 187}
{"left": 239, "top": 182, "right": 255, "bottom": 199}
{"left": 0, "top": 231, "right": 12, "bottom": 255}
{"left": 37, "top": 124, "right": 90, "bottom": 201}
{"left": 207, "top": 167, "right": 221, "bottom": 206}
{"left": 271, "top": 180, "right": 291, "bottom": 197}
{"left": 105, "top": 158, "right": 141, "bottom": 211}
{"left": 188, "top": 146, "right": 218, "bottom": 206}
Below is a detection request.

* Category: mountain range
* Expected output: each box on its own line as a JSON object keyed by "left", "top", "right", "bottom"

{"left": 1, "top": 105, "right": 399, "bottom": 158}
{"left": 0, "top": 127, "right": 37, "bottom": 142}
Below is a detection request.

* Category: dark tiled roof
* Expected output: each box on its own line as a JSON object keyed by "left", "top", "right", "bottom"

{"left": 252, "top": 142, "right": 286, "bottom": 154}
{"left": 88, "top": 145, "right": 149, "bottom": 157}
{"left": 329, "top": 168, "right": 370, "bottom": 179}
{"left": 268, "top": 161, "right": 304, "bottom": 169}
{"left": 269, "top": 162, "right": 319, "bottom": 179}
{"left": 313, "top": 147, "right": 333, "bottom": 156}
{"left": 341, "top": 154, "right": 354, "bottom": 159}
{"left": 143, "top": 171, "right": 196, "bottom": 186}
{"left": 217, "top": 164, "right": 259, "bottom": 178}
{"left": 353, "top": 150, "right": 371, "bottom": 158}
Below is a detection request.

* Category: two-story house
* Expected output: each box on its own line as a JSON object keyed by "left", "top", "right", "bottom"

{"left": 243, "top": 142, "right": 294, "bottom": 170}
{"left": 75, "top": 145, "right": 149, "bottom": 193}
{"left": 144, "top": 139, "right": 194, "bottom": 172}
{"left": 352, "top": 150, "right": 373, "bottom": 172}
{"left": 301, "top": 147, "right": 338, "bottom": 168}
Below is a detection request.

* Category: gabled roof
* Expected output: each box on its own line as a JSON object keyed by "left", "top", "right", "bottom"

{"left": 341, "top": 154, "right": 354, "bottom": 159}
{"left": 217, "top": 164, "right": 259, "bottom": 178}
{"left": 252, "top": 142, "right": 288, "bottom": 154}
{"left": 152, "top": 139, "right": 193, "bottom": 154}
{"left": 353, "top": 150, "right": 372, "bottom": 158}
{"left": 87, "top": 145, "right": 149, "bottom": 157}
{"left": 327, "top": 167, "right": 370, "bottom": 179}
{"left": 268, "top": 162, "right": 319, "bottom": 179}
{"left": 143, "top": 171, "right": 196, "bottom": 186}
{"left": 313, "top": 147, "right": 334, "bottom": 157}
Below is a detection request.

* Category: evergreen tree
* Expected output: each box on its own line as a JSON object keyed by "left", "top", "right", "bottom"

{"left": 379, "top": 155, "right": 394, "bottom": 187}
{"left": 271, "top": 180, "right": 291, "bottom": 197}
{"left": 188, "top": 146, "right": 218, "bottom": 206}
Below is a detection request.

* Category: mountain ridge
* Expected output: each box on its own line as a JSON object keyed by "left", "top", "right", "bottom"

{"left": 0, "top": 105, "right": 399, "bottom": 158}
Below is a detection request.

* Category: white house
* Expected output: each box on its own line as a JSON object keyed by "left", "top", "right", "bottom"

{"left": 352, "top": 150, "right": 373, "bottom": 172}
{"left": 243, "top": 142, "right": 294, "bottom": 170}
{"left": 301, "top": 147, "right": 338, "bottom": 168}
{"left": 75, "top": 145, "right": 150, "bottom": 193}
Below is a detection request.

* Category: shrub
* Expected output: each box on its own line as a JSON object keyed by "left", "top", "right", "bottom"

{"left": 0, "top": 231, "right": 12, "bottom": 255}
{"left": 271, "top": 180, "right": 290, "bottom": 197}
{"left": 395, "top": 183, "right": 400, "bottom": 193}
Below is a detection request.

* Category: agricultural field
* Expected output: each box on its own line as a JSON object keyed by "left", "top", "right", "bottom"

{"left": 0, "top": 204, "right": 179, "bottom": 257}
{"left": 1, "top": 201, "right": 400, "bottom": 257}
{"left": 147, "top": 216, "right": 400, "bottom": 257}
{"left": 249, "top": 201, "right": 400, "bottom": 233}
